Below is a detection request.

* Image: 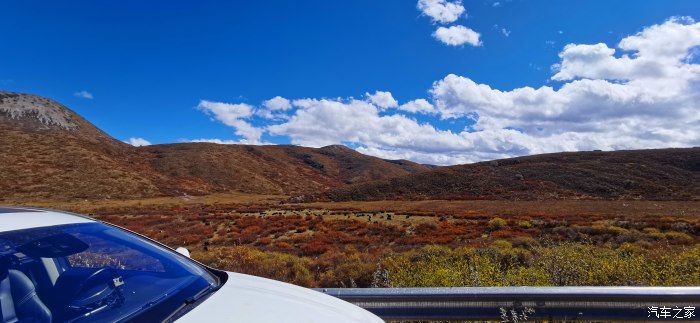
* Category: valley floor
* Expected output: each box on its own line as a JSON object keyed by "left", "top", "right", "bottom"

{"left": 7, "top": 193, "right": 700, "bottom": 287}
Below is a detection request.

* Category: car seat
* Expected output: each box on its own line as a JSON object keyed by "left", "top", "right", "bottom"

{"left": 0, "top": 256, "right": 52, "bottom": 323}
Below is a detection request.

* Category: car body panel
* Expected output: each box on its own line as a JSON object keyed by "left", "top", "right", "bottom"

{"left": 0, "top": 208, "right": 383, "bottom": 322}
{"left": 178, "top": 272, "right": 383, "bottom": 323}
{"left": 0, "top": 208, "right": 93, "bottom": 232}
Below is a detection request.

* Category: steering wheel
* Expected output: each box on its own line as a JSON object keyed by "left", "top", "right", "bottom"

{"left": 68, "top": 267, "right": 125, "bottom": 311}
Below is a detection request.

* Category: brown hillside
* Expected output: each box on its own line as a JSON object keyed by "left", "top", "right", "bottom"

{"left": 0, "top": 92, "right": 173, "bottom": 200}
{"left": 141, "top": 143, "right": 430, "bottom": 195}
{"left": 0, "top": 92, "right": 429, "bottom": 201}
{"left": 312, "top": 148, "right": 700, "bottom": 201}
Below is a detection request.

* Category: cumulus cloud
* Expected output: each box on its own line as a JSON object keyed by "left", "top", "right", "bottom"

{"left": 433, "top": 25, "right": 482, "bottom": 46}
{"left": 417, "top": 0, "right": 465, "bottom": 24}
{"left": 257, "top": 96, "right": 293, "bottom": 120}
{"left": 188, "top": 138, "right": 243, "bottom": 145}
{"left": 125, "top": 137, "right": 151, "bottom": 147}
{"left": 263, "top": 96, "right": 292, "bottom": 110}
{"left": 428, "top": 17, "right": 700, "bottom": 158}
{"left": 366, "top": 91, "right": 399, "bottom": 109}
{"left": 266, "top": 97, "right": 545, "bottom": 164}
{"left": 73, "top": 90, "right": 93, "bottom": 99}
{"left": 199, "top": 17, "right": 700, "bottom": 165}
{"left": 197, "top": 100, "right": 263, "bottom": 143}
{"left": 553, "top": 17, "right": 700, "bottom": 81}
{"left": 398, "top": 99, "right": 436, "bottom": 114}
{"left": 267, "top": 98, "right": 483, "bottom": 164}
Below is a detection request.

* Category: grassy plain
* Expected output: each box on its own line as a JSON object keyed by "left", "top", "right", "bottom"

{"left": 9, "top": 193, "right": 700, "bottom": 287}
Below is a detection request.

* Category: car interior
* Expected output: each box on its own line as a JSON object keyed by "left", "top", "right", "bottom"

{"left": 0, "top": 223, "right": 209, "bottom": 323}
{"left": 1, "top": 251, "right": 59, "bottom": 322}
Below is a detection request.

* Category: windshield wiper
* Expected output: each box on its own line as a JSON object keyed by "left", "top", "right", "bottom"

{"left": 164, "top": 284, "right": 217, "bottom": 322}
{"left": 116, "top": 278, "right": 197, "bottom": 322}
{"left": 185, "top": 284, "right": 216, "bottom": 305}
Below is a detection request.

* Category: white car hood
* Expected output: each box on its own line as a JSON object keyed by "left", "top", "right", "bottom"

{"left": 178, "top": 272, "right": 383, "bottom": 323}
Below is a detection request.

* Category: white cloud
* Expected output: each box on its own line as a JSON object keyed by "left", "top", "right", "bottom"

{"left": 73, "top": 90, "right": 93, "bottom": 99}
{"left": 493, "top": 24, "right": 510, "bottom": 37}
{"left": 398, "top": 99, "right": 436, "bottom": 114}
{"left": 427, "top": 17, "right": 700, "bottom": 159}
{"left": 266, "top": 97, "right": 545, "bottom": 164}
{"left": 553, "top": 17, "right": 700, "bottom": 81}
{"left": 197, "top": 100, "right": 263, "bottom": 144}
{"left": 256, "top": 110, "right": 291, "bottom": 121}
{"left": 186, "top": 138, "right": 274, "bottom": 145}
{"left": 417, "top": 0, "right": 465, "bottom": 24}
{"left": 433, "top": 25, "right": 482, "bottom": 46}
{"left": 187, "top": 138, "right": 241, "bottom": 145}
{"left": 263, "top": 96, "right": 292, "bottom": 110}
{"left": 198, "top": 100, "right": 254, "bottom": 120}
{"left": 257, "top": 96, "right": 293, "bottom": 120}
{"left": 267, "top": 98, "right": 478, "bottom": 164}
{"left": 366, "top": 91, "right": 399, "bottom": 109}
{"left": 200, "top": 17, "right": 700, "bottom": 165}
{"left": 125, "top": 137, "right": 151, "bottom": 147}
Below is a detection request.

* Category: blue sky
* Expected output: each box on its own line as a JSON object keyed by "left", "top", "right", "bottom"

{"left": 2, "top": 1, "right": 699, "bottom": 164}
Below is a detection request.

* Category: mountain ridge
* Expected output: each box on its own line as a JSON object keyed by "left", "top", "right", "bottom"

{"left": 0, "top": 92, "right": 430, "bottom": 201}
{"left": 305, "top": 147, "right": 700, "bottom": 201}
{"left": 2, "top": 91, "right": 697, "bottom": 202}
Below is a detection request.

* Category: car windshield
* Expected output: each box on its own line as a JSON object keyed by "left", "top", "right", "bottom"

{"left": 0, "top": 222, "right": 220, "bottom": 323}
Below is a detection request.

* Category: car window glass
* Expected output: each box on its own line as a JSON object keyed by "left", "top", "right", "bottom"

{"left": 66, "top": 232, "right": 165, "bottom": 272}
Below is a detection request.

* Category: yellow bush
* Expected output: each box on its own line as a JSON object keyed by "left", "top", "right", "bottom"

{"left": 517, "top": 220, "right": 533, "bottom": 229}
{"left": 488, "top": 217, "right": 508, "bottom": 230}
{"left": 192, "top": 246, "right": 314, "bottom": 287}
{"left": 664, "top": 231, "right": 693, "bottom": 244}
{"left": 382, "top": 244, "right": 700, "bottom": 287}
{"left": 492, "top": 239, "right": 513, "bottom": 250}
{"left": 191, "top": 243, "right": 700, "bottom": 288}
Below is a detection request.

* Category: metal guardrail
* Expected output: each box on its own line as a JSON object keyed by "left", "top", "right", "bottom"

{"left": 317, "top": 287, "right": 700, "bottom": 321}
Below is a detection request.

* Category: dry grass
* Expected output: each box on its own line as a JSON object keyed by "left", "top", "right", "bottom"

{"left": 302, "top": 199, "right": 699, "bottom": 219}
{"left": 5, "top": 196, "right": 699, "bottom": 287}
{"left": 8, "top": 192, "right": 287, "bottom": 213}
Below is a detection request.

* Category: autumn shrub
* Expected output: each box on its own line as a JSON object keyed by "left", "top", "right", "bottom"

{"left": 510, "top": 236, "right": 538, "bottom": 249}
{"left": 670, "top": 221, "right": 694, "bottom": 233}
{"left": 664, "top": 231, "right": 693, "bottom": 244}
{"left": 492, "top": 240, "right": 512, "bottom": 250}
{"left": 488, "top": 217, "right": 508, "bottom": 230}
{"left": 192, "top": 246, "right": 314, "bottom": 286}
{"left": 96, "top": 202, "right": 699, "bottom": 289}
{"left": 300, "top": 239, "right": 332, "bottom": 256}
{"left": 517, "top": 220, "right": 533, "bottom": 229}
{"left": 380, "top": 244, "right": 700, "bottom": 287}
{"left": 380, "top": 245, "right": 503, "bottom": 287}
{"left": 643, "top": 227, "right": 666, "bottom": 240}
{"left": 316, "top": 248, "right": 376, "bottom": 287}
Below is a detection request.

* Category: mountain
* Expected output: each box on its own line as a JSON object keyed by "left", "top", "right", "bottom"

{"left": 4, "top": 91, "right": 696, "bottom": 202}
{"left": 143, "top": 143, "right": 430, "bottom": 195}
{"left": 0, "top": 92, "right": 429, "bottom": 201}
{"left": 0, "top": 92, "right": 168, "bottom": 200}
{"left": 310, "top": 148, "right": 700, "bottom": 201}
